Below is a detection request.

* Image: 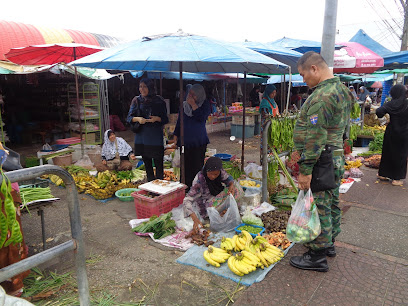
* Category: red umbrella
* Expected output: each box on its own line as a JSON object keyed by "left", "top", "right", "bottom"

{"left": 333, "top": 42, "right": 383, "bottom": 74}
{"left": 370, "top": 81, "right": 383, "bottom": 88}
{"left": 5, "top": 43, "right": 103, "bottom": 155}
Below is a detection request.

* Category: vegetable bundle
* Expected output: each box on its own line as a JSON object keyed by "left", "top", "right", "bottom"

{"left": 268, "top": 117, "right": 297, "bottom": 153}
{"left": 132, "top": 212, "right": 176, "bottom": 239}
{"left": 20, "top": 187, "right": 55, "bottom": 205}
{"left": 0, "top": 172, "right": 23, "bottom": 248}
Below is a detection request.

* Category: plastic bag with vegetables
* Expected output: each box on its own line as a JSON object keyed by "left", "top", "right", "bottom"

{"left": 241, "top": 207, "right": 264, "bottom": 227}
{"left": 286, "top": 189, "right": 321, "bottom": 243}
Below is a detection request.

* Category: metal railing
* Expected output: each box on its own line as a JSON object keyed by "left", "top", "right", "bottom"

{"left": 0, "top": 165, "right": 90, "bottom": 305}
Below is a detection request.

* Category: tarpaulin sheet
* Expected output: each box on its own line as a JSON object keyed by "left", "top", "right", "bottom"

{"left": 176, "top": 231, "right": 294, "bottom": 286}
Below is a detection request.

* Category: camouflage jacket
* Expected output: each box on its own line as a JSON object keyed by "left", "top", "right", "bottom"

{"left": 293, "top": 77, "right": 354, "bottom": 175}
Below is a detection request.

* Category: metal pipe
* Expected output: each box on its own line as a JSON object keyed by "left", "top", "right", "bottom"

{"left": 241, "top": 72, "right": 247, "bottom": 171}
{"left": 285, "top": 67, "right": 292, "bottom": 114}
{"left": 179, "top": 66, "right": 185, "bottom": 184}
{"left": 0, "top": 165, "right": 90, "bottom": 305}
{"left": 320, "top": 0, "right": 338, "bottom": 68}
{"left": 0, "top": 240, "right": 75, "bottom": 282}
{"left": 262, "top": 120, "right": 271, "bottom": 202}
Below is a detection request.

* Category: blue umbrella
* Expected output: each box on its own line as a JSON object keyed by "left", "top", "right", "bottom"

{"left": 270, "top": 37, "right": 322, "bottom": 54}
{"left": 71, "top": 32, "right": 288, "bottom": 74}
{"left": 72, "top": 32, "right": 289, "bottom": 180}
{"left": 235, "top": 41, "right": 302, "bottom": 73}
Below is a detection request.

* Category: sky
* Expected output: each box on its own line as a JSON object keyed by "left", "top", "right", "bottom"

{"left": 0, "top": 0, "right": 404, "bottom": 51}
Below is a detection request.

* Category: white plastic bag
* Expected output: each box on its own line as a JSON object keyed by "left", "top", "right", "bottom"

{"left": 251, "top": 202, "right": 276, "bottom": 216}
{"left": 172, "top": 148, "right": 180, "bottom": 168}
{"left": 207, "top": 194, "right": 241, "bottom": 232}
{"left": 171, "top": 205, "right": 194, "bottom": 232}
{"left": 244, "top": 163, "right": 262, "bottom": 179}
{"left": 286, "top": 189, "right": 321, "bottom": 243}
{"left": 74, "top": 154, "right": 94, "bottom": 170}
{"left": 241, "top": 207, "right": 264, "bottom": 227}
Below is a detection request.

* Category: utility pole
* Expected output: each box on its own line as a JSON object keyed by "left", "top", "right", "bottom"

{"left": 320, "top": 0, "right": 338, "bottom": 68}
{"left": 400, "top": 0, "right": 408, "bottom": 51}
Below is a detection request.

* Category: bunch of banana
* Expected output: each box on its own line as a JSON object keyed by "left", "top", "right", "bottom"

{"left": 96, "top": 171, "right": 117, "bottom": 188}
{"left": 232, "top": 230, "right": 252, "bottom": 251}
{"left": 228, "top": 251, "right": 260, "bottom": 276}
{"left": 203, "top": 246, "right": 231, "bottom": 267}
{"left": 50, "top": 175, "right": 64, "bottom": 187}
{"left": 220, "top": 237, "right": 235, "bottom": 252}
{"left": 246, "top": 236, "right": 268, "bottom": 254}
{"left": 255, "top": 243, "right": 284, "bottom": 267}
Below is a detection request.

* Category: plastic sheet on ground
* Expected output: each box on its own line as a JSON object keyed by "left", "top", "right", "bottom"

{"left": 176, "top": 231, "right": 295, "bottom": 286}
{"left": 340, "top": 178, "right": 355, "bottom": 193}
{"left": 129, "top": 219, "right": 194, "bottom": 251}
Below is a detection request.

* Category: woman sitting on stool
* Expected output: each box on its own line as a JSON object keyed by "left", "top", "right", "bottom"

{"left": 96, "top": 129, "right": 136, "bottom": 172}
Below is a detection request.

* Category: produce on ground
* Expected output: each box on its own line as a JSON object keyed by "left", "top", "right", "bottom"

{"left": 131, "top": 212, "right": 176, "bottom": 239}
{"left": 163, "top": 170, "right": 178, "bottom": 181}
{"left": 203, "top": 245, "right": 231, "bottom": 267}
{"left": 239, "top": 180, "right": 260, "bottom": 188}
{"left": 270, "top": 187, "right": 297, "bottom": 210}
{"left": 185, "top": 228, "right": 214, "bottom": 246}
{"left": 364, "top": 154, "right": 382, "bottom": 168}
{"left": 263, "top": 232, "right": 291, "bottom": 250}
{"left": 220, "top": 236, "right": 235, "bottom": 251}
{"left": 369, "top": 132, "right": 384, "bottom": 152}
{"left": 344, "top": 159, "right": 362, "bottom": 170}
{"left": 236, "top": 225, "right": 263, "bottom": 235}
{"left": 232, "top": 230, "right": 253, "bottom": 251}
{"left": 222, "top": 160, "right": 243, "bottom": 180}
{"left": 261, "top": 210, "right": 291, "bottom": 233}
{"left": 0, "top": 171, "right": 23, "bottom": 248}
{"left": 20, "top": 187, "right": 55, "bottom": 205}
{"left": 241, "top": 210, "right": 264, "bottom": 227}
{"left": 227, "top": 251, "right": 260, "bottom": 276}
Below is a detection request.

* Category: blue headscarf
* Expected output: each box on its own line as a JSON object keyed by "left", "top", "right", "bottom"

{"left": 259, "top": 84, "right": 277, "bottom": 114}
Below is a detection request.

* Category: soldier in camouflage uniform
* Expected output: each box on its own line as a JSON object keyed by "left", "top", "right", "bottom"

{"left": 289, "top": 52, "right": 354, "bottom": 272}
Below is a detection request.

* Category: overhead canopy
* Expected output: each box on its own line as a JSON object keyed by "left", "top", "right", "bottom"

{"left": 235, "top": 41, "right": 302, "bottom": 73}
{"left": 267, "top": 74, "right": 306, "bottom": 87}
{"left": 269, "top": 37, "right": 322, "bottom": 54}
{"left": 349, "top": 29, "right": 391, "bottom": 57}
{"left": 71, "top": 32, "right": 289, "bottom": 74}
{"left": 382, "top": 50, "right": 408, "bottom": 69}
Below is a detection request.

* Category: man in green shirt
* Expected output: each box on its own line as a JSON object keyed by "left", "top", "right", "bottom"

{"left": 290, "top": 52, "right": 354, "bottom": 272}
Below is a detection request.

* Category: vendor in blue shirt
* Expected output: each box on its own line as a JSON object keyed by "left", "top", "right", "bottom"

{"left": 171, "top": 84, "right": 211, "bottom": 188}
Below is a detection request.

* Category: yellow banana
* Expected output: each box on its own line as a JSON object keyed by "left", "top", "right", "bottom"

{"left": 241, "top": 230, "right": 253, "bottom": 243}
{"left": 233, "top": 258, "right": 250, "bottom": 275}
{"left": 228, "top": 256, "right": 244, "bottom": 276}
{"left": 241, "top": 257, "right": 257, "bottom": 271}
{"left": 256, "top": 250, "right": 269, "bottom": 267}
{"left": 241, "top": 250, "right": 260, "bottom": 265}
{"left": 203, "top": 250, "right": 220, "bottom": 267}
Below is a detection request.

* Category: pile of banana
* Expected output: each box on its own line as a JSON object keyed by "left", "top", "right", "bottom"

{"left": 48, "top": 170, "right": 137, "bottom": 200}
{"left": 205, "top": 230, "right": 285, "bottom": 276}
{"left": 203, "top": 246, "right": 231, "bottom": 267}
{"left": 228, "top": 251, "right": 261, "bottom": 276}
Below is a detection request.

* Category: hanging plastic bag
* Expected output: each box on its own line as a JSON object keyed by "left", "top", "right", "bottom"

{"left": 244, "top": 163, "right": 262, "bottom": 179}
{"left": 172, "top": 148, "right": 180, "bottom": 168}
{"left": 241, "top": 207, "right": 264, "bottom": 227}
{"left": 286, "top": 189, "right": 321, "bottom": 243}
{"left": 207, "top": 194, "right": 241, "bottom": 233}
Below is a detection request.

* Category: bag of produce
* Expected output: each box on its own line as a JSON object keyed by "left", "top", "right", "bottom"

{"left": 207, "top": 194, "right": 241, "bottom": 233}
{"left": 286, "top": 189, "right": 321, "bottom": 243}
{"left": 241, "top": 207, "right": 264, "bottom": 227}
{"left": 349, "top": 167, "right": 364, "bottom": 178}
{"left": 244, "top": 163, "right": 262, "bottom": 179}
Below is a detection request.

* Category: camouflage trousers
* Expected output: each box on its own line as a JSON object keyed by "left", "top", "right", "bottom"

{"left": 304, "top": 155, "right": 345, "bottom": 251}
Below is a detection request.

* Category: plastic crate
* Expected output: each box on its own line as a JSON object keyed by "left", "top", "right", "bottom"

{"left": 132, "top": 186, "right": 186, "bottom": 218}
{"left": 214, "top": 153, "right": 232, "bottom": 161}
{"left": 231, "top": 124, "right": 255, "bottom": 139}
{"left": 235, "top": 223, "right": 265, "bottom": 238}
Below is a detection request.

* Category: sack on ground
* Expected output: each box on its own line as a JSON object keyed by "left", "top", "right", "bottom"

{"left": 286, "top": 189, "right": 321, "bottom": 243}
{"left": 207, "top": 194, "right": 241, "bottom": 232}
{"left": 74, "top": 154, "right": 94, "bottom": 170}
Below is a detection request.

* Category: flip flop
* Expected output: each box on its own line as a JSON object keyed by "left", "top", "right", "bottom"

{"left": 376, "top": 174, "right": 388, "bottom": 181}
{"left": 392, "top": 180, "right": 403, "bottom": 186}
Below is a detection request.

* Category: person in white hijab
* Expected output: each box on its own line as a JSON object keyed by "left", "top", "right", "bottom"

{"left": 96, "top": 129, "right": 136, "bottom": 171}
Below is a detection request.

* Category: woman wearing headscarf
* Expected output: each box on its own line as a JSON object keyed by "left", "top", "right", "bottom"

{"left": 259, "top": 84, "right": 280, "bottom": 164}
{"left": 127, "top": 78, "right": 169, "bottom": 181}
{"left": 96, "top": 129, "right": 135, "bottom": 172}
{"left": 358, "top": 86, "right": 370, "bottom": 101}
{"left": 182, "top": 156, "right": 243, "bottom": 229}
{"left": 172, "top": 84, "right": 211, "bottom": 188}
{"left": 376, "top": 84, "right": 408, "bottom": 186}
{"left": 249, "top": 85, "right": 261, "bottom": 107}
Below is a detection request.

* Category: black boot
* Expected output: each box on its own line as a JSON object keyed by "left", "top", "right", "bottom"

{"left": 290, "top": 249, "right": 329, "bottom": 272}
{"left": 326, "top": 238, "right": 336, "bottom": 257}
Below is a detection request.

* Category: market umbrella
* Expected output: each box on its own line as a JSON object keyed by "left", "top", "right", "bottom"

{"left": 72, "top": 32, "right": 289, "bottom": 182}
{"left": 333, "top": 42, "right": 384, "bottom": 74}
{"left": 369, "top": 81, "right": 383, "bottom": 88}
{"left": 5, "top": 43, "right": 104, "bottom": 155}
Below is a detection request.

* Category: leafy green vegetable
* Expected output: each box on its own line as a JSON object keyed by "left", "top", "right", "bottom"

{"left": 369, "top": 133, "right": 384, "bottom": 152}
{"left": 132, "top": 212, "right": 176, "bottom": 239}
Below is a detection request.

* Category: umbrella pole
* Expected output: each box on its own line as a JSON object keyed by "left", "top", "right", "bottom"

{"left": 73, "top": 48, "right": 84, "bottom": 158}
{"left": 160, "top": 72, "right": 163, "bottom": 96}
{"left": 241, "top": 72, "right": 247, "bottom": 171}
{"left": 179, "top": 64, "right": 185, "bottom": 184}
